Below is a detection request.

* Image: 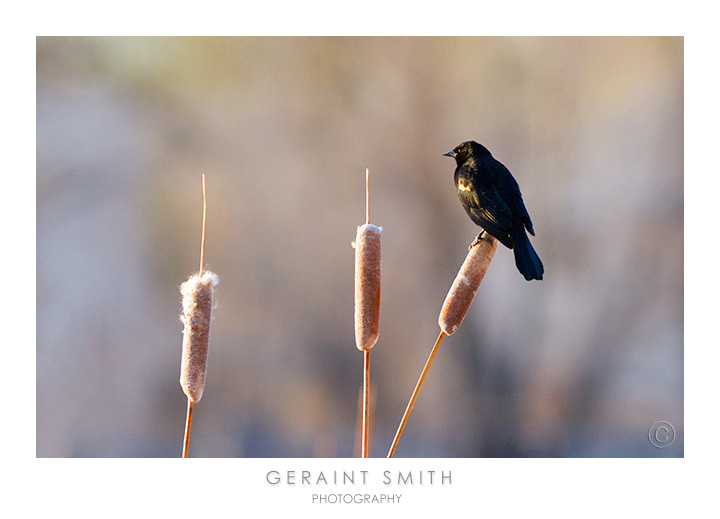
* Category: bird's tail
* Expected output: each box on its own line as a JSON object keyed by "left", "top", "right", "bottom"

{"left": 512, "top": 227, "right": 544, "bottom": 281}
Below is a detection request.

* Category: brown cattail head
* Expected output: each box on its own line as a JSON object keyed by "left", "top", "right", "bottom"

{"left": 180, "top": 271, "right": 219, "bottom": 403}
{"left": 353, "top": 224, "right": 382, "bottom": 351}
{"left": 438, "top": 237, "right": 498, "bottom": 335}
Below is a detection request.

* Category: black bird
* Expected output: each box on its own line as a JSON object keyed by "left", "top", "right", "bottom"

{"left": 443, "top": 140, "right": 543, "bottom": 281}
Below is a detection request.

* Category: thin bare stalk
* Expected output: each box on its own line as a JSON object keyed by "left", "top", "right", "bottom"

{"left": 365, "top": 168, "right": 370, "bottom": 225}
{"left": 199, "top": 174, "right": 206, "bottom": 276}
{"left": 182, "top": 400, "right": 194, "bottom": 458}
{"left": 387, "top": 330, "right": 446, "bottom": 458}
{"left": 362, "top": 349, "right": 371, "bottom": 457}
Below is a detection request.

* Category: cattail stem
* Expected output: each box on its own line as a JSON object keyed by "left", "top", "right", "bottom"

{"left": 365, "top": 168, "right": 370, "bottom": 225}
{"left": 387, "top": 330, "right": 446, "bottom": 458}
{"left": 182, "top": 400, "right": 194, "bottom": 458}
{"left": 362, "top": 349, "right": 371, "bottom": 457}
{"left": 199, "top": 174, "right": 206, "bottom": 276}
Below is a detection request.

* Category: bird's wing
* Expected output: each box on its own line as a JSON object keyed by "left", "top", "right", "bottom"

{"left": 475, "top": 187, "right": 513, "bottom": 233}
{"left": 457, "top": 174, "right": 513, "bottom": 237}
{"left": 488, "top": 158, "right": 536, "bottom": 236}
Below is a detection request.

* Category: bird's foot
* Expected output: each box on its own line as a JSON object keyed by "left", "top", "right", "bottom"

{"left": 468, "top": 230, "right": 492, "bottom": 250}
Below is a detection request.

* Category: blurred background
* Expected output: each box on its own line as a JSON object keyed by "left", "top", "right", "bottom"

{"left": 36, "top": 37, "right": 683, "bottom": 457}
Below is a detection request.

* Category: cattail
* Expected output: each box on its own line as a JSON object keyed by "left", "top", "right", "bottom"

{"left": 353, "top": 168, "right": 381, "bottom": 458}
{"left": 387, "top": 236, "right": 497, "bottom": 458}
{"left": 438, "top": 236, "right": 498, "bottom": 335}
{"left": 179, "top": 174, "right": 218, "bottom": 458}
{"left": 354, "top": 223, "right": 382, "bottom": 351}
{"left": 179, "top": 270, "right": 219, "bottom": 403}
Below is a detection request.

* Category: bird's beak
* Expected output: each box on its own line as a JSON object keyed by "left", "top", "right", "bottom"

{"left": 442, "top": 150, "right": 455, "bottom": 157}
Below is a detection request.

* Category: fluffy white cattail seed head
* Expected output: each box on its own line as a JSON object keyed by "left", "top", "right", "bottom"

{"left": 179, "top": 271, "right": 219, "bottom": 403}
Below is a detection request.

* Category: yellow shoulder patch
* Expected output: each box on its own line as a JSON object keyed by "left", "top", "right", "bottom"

{"left": 457, "top": 177, "right": 473, "bottom": 192}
